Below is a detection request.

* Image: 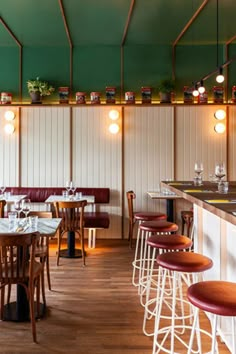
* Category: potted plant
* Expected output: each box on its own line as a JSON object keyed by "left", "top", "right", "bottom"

{"left": 157, "top": 78, "right": 175, "bottom": 103}
{"left": 27, "top": 77, "right": 54, "bottom": 104}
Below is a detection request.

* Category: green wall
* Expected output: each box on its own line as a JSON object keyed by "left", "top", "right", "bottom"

{"left": 0, "top": 43, "right": 236, "bottom": 103}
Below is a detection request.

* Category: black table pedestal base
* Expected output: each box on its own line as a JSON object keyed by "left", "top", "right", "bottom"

{"left": 3, "top": 302, "right": 46, "bottom": 322}
{"left": 59, "top": 248, "right": 86, "bottom": 258}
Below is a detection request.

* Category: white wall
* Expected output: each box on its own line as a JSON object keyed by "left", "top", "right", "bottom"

{"left": 0, "top": 104, "right": 234, "bottom": 239}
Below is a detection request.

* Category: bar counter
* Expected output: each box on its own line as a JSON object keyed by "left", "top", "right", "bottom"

{"left": 161, "top": 180, "right": 236, "bottom": 352}
{"left": 160, "top": 181, "right": 236, "bottom": 226}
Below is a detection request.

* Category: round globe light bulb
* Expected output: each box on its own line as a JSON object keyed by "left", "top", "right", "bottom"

{"left": 192, "top": 89, "right": 199, "bottom": 97}
{"left": 198, "top": 86, "right": 205, "bottom": 94}
{"left": 4, "top": 110, "right": 15, "bottom": 121}
{"left": 214, "top": 109, "right": 226, "bottom": 120}
{"left": 108, "top": 109, "right": 119, "bottom": 120}
{"left": 214, "top": 123, "right": 226, "bottom": 134}
{"left": 109, "top": 123, "right": 119, "bottom": 134}
{"left": 4, "top": 123, "right": 15, "bottom": 134}
{"left": 216, "top": 74, "right": 224, "bottom": 83}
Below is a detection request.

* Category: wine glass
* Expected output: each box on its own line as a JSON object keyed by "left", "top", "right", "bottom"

{"left": 215, "top": 162, "right": 226, "bottom": 182}
{"left": 70, "top": 182, "right": 76, "bottom": 196}
{"left": 194, "top": 161, "right": 204, "bottom": 177}
{"left": 65, "top": 181, "right": 71, "bottom": 194}
{"left": 14, "top": 200, "right": 23, "bottom": 219}
{"left": 0, "top": 184, "right": 6, "bottom": 196}
{"left": 22, "top": 199, "right": 31, "bottom": 219}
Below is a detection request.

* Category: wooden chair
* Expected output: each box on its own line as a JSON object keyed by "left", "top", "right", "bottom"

{"left": 0, "top": 232, "right": 42, "bottom": 342}
{"left": 54, "top": 200, "right": 87, "bottom": 266}
{"left": 30, "top": 211, "right": 53, "bottom": 293}
{"left": 126, "top": 191, "right": 166, "bottom": 248}
{"left": 0, "top": 200, "right": 6, "bottom": 218}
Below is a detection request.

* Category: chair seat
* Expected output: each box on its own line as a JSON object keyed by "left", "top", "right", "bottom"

{"left": 156, "top": 251, "right": 213, "bottom": 273}
{"left": 188, "top": 281, "right": 236, "bottom": 316}
{"left": 147, "top": 234, "right": 192, "bottom": 250}
{"left": 139, "top": 220, "right": 178, "bottom": 233}
{"left": 134, "top": 212, "right": 166, "bottom": 222}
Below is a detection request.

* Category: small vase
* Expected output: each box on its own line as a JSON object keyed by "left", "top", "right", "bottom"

{"left": 30, "top": 92, "right": 42, "bottom": 104}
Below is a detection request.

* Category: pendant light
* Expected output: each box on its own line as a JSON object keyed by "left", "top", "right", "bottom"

{"left": 192, "top": 84, "right": 199, "bottom": 97}
{"left": 198, "top": 80, "right": 205, "bottom": 94}
{"left": 215, "top": 0, "right": 224, "bottom": 83}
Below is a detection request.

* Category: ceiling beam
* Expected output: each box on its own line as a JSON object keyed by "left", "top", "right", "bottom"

{"left": 58, "top": 0, "right": 73, "bottom": 99}
{"left": 121, "top": 0, "right": 135, "bottom": 100}
{"left": 0, "top": 16, "right": 22, "bottom": 101}
{"left": 172, "top": 0, "right": 209, "bottom": 80}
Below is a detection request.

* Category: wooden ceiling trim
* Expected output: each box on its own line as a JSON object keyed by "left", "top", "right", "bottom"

{"left": 225, "top": 34, "right": 236, "bottom": 101}
{"left": 172, "top": 0, "right": 209, "bottom": 80}
{"left": 58, "top": 0, "right": 73, "bottom": 99}
{"left": 0, "top": 16, "right": 22, "bottom": 101}
{"left": 121, "top": 0, "right": 135, "bottom": 98}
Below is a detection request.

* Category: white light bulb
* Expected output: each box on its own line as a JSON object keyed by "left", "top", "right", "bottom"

{"left": 109, "top": 123, "right": 119, "bottom": 134}
{"left": 108, "top": 109, "right": 119, "bottom": 120}
{"left": 192, "top": 89, "right": 199, "bottom": 97}
{"left": 214, "top": 109, "right": 226, "bottom": 120}
{"left": 214, "top": 123, "right": 226, "bottom": 134}
{"left": 216, "top": 74, "right": 224, "bottom": 83}
{"left": 4, "top": 123, "right": 15, "bottom": 134}
{"left": 198, "top": 86, "right": 205, "bottom": 94}
{"left": 4, "top": 110, "right": 15, "bottom": 121}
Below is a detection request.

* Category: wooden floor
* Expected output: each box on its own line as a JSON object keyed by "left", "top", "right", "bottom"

{"left": 0, "top": 239, "right": 231, "bottom": 354}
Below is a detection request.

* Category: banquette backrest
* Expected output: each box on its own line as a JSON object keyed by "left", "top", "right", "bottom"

{"left": 6, "top": 187, "right": 110, "bottom": 204}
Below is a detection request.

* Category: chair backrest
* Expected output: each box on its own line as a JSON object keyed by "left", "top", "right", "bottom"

{"left": 54, "top": 200, "right": 87, "bottom": 233}
{"left": 0, "top": 200, "right": 6, "bottom": 218}
{"left": 0, "top": 232, "right": 39, "bottom": 283}
{"left": 126, "top": 191, "right": 136, "bottom": 221}
{"left": 29, "top": 211, "right": 53, "bottom": 218}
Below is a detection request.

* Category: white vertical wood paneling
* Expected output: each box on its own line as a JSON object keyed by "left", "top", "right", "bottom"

{"left": 228, "top": 106, "right": 236, "bottom": 180}
{"left": 175, "top": 106, "right": 227, "bottom": 181}
{"left": 0, "top": 107, "right": 19, "bottom": 186}
{"left": 21, "top": 107, "right": 70, "bottom": 186}
{"left": 124, "top": 107, "right": 174, "bottom": 230}
{"left": 73, "top": 107, "right": 122, "bottom": 239}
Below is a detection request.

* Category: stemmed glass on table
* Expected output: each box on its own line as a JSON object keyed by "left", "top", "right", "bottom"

{"left": 0, "top": 184, "right": 6, "bottom": 196}
{"left": 194, "top": 161, "right": 203, "bottom": 185}
{"left": 14, "top": 200, "right": 23, "bottom": 219}
{"left": 70, "top": 182, "right": 76, "bottom": 197}
{"left": 215, "top": 162, "right": 226, "bottom": 182}
{"left": 22, "top": 199, "right": 31, "bottom": 220}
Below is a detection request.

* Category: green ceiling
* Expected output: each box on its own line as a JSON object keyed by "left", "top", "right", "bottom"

{"left": 0, "top": 0, "right": 235, "bottom": 47}
{"left": 0, "top": 0, "right": 236, "bottom": 102}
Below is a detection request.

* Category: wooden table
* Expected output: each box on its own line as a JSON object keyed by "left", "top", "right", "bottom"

{"left": 147, "top": 191, "right": 182, "bottom": 221}
{"left": 0, "top": 218, "right": 61, "bottom": 322}
{"left": 45, "top": 195, "right": 95, "bottom": 258}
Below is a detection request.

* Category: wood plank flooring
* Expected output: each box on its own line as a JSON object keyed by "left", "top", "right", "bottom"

{"left": 0, "top": 240, "right": 231, "bottom": 354}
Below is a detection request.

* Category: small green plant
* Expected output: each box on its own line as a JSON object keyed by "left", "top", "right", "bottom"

{"left": 27, "top": 77, "right": 54, "bottom": 96}
{"left": 157, "top": 78, "right": 175, "bottom": 93}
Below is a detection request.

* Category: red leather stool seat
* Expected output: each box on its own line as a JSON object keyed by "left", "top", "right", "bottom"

{"left": 187, "top": 281, "right": 236, "bottom": 316}
{"left": 134, "top": 212, "right": 166, "bottom": 222}
{"left": 140, "top": 220, "right": 178, "bottom": 233}
{"left": 156, "top": 251, "right": 213, "bottom": 273}
{"left": 147, "top": 234, "right": 192, "bottom": 250}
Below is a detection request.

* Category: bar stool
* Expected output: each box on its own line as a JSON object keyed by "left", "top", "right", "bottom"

{"left": 187, "top": 280, "right": 236, "bottom": 353}
{"left": 127, "top": 191, "right": 166, "bottom": 249}
{"left": 152, "top": 251, "right": 213, "bottom": 354}
{"left": 143, "top": 234, "right": 192, "bottom": 336}
{"left": 133, "top": 220, "right": 178, "bottom": 290}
